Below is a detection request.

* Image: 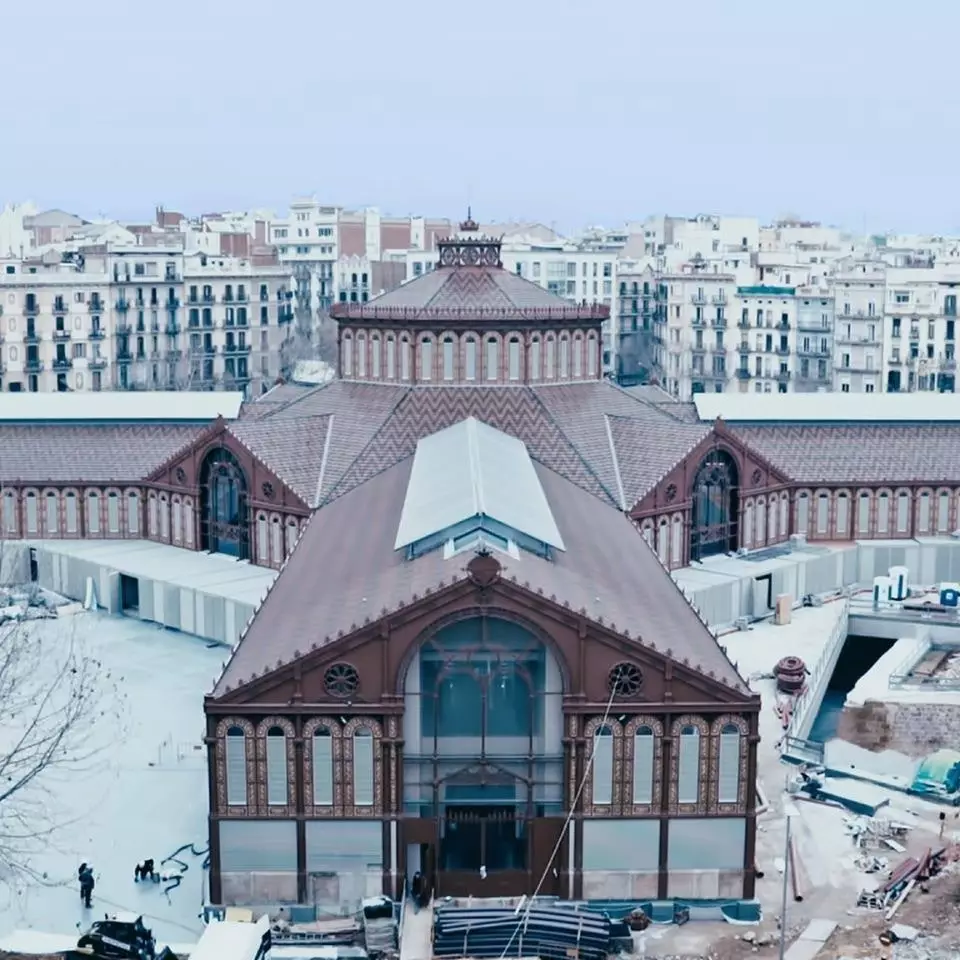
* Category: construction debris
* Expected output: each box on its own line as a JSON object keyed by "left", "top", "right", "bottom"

{"left": 856, "top": 844, "right": 958, "bottom": 916}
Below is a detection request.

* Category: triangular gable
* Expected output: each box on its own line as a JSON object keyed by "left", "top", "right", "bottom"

{"left": 629, "top": 420, "right": 791, "bottom": 516}
{"left": 209, "top": 559, "right": 754, "bottom": 708}
{"left": 146, "top": 417, "right": 309, "bottom": 512}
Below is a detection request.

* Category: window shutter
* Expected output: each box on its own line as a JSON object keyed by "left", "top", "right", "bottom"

{"left": 266, "top": 731, "right": 287, "bottom": 805}
{"left": 353, "top": 731, "right": 374, "bottom": 806}
{"left": 313, "top": 731, "right": 334, "bottom": 805}
{"left": 678, "top": 729, "right": 700, "bottom": 804}
{"left": 633, "top": 730, "right": 654, "bottom": 804}
{"left": 591, "top": 729, "right": 613, "bottom": 805}
{"left": 225, "top": 732, "right": 247, "bottom": 805}
{"left": 718, "top": 728, "right": 741, "bottom": 804}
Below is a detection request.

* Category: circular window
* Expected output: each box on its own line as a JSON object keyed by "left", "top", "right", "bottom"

{"left": 323, "top": 662, "right": 360, "bottom": 699}
{"left": 608, "top": 662, "right": 644, "bottom": 698}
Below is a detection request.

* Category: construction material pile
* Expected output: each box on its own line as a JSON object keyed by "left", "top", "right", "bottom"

{"left": 433, "top": 905, "right": 622, "bottom": 960}
{"left": 857, "top": 845, "right": 958, "bottom": 918}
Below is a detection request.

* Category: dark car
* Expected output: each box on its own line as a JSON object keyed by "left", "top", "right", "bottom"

{"left": 72, "top": 912, "right": 157, "bottom": 959}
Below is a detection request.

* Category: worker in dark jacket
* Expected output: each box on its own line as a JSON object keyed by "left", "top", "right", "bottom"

{"left": 78, "top": 863, "right": 95, "bottom": 908}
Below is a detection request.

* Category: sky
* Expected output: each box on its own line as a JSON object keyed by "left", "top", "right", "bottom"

{"left": 2, "top": 0, "right": 956, "bottom": 234}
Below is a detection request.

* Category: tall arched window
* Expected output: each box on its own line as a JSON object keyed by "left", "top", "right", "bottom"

{"left": 633, "top": 725, "right": 654, "bottom": 804}
{"left": 592, "top": 724, "right": 614, "bottom": 805}
{"left": 199, "top": 447, "right": 249, "bottom": 559}
{"left": 690, "top": 449, "right": 739, "bottom": 560}
{"left": 717, "top": 723, "right": 741, "bottom": 803}
{"left": 313, "top": 728, "right": 334, "bottom": 806}
{"left": 342, "top": 334, "right": 353, "bottom": 377}
{"left": 266, "top": 726, "right": 287, "bottom": 805}
{"left": 386, "top": 336, "right": 396, "bottom": 379}
{"left": 678, "top": 724, "right": 700, "bottom": 803}
{"left": 225, "top": 726, "right": 247, "bottom": 806}
{"left": 353, "top": 728, "right": 374, "bottom": 807}
{"left": 530, "top": 337, "right": 542, "bottom": 380}
{"left": 371, "top": 335, "right": 382, "bottom": 378}
{"left": 442, "top": 336, "right": 455, "bottom": 380}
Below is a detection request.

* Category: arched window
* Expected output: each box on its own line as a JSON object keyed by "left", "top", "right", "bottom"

{"left": 266, "top": 726, "right": 287, "bottom": 806}
{"left": 65, "top": 492, "right": 78, "bottom": 533}
{"left": 896, "top": 490, "right": 910, "bottom": 533}
{"left": 678, "top": 724, "right": 700, "bottom": 804}
{"left": 743, "top": 499, "right": 754, "bottom": 548}
{"left": 508, "top": 337, "right": 521, "bottom": 381}
{"left": 559, "top": 336, "right": 570, "bottom": 378}
{"left": 45, "top": 492, "right": 58, "bottom": 534}
{"left": 815, "top": 491, "right": 829, "bottom": 534}
{"left": 530, "top": 337, "right": 542, "bottom": 380}
{"left": 780, "top": 493, "right": 789, "bottom": 536}
{"left": 386, "top": 335, "right": 396, "bottom": 379}
{"left": 3, "top": 490, "right": 17, "bottom": 535}
{"left": 342, "top": 334, "right": 353, "bottom": 377}
{"left": 586, "top": 334, "right": 598, "bottom": 377}
{"left": 690, "top": 449, "right": 739, "bottom": 560}
{"left": 633, "top": 725, "right": 654, "bottom": 804}
{"left": 573, "top": 336, "right": 583, "bottom": 378}
{"left": 356, "top": 333, "right": 367, "bottom": 377}
{"left": 400, "top": 336, "right": 411, "bottom": 380}
{"left": 592, "top": 724, "right": 614, "bottom": 805}
{"left": 657, "top": 517, "right": 669, "bottom": 564}
{"left": 545, "top": 337, "right": 556, "bottom": 378}
{"left": 353, "top": 728, "right": 374, "bottom": 807}
{"left": 442, "top": 336, "right": 455, "bottom": 381}
{"left": 464, "top": 337, "right": 477, "bottom": 380}
{"left": 717, "top": 723, "right": 741, "bottom": 803}
{"left": 257, "top": 513, "right": 269, "bottom": 563}
{"left": 86, "top": 492, "right": 100, "bottom": 535}
{"left": 199, "top": 447, "right": 249, "bottom": 559}
{"left": 24, "top": 491, "right": 38, "bottom": 535}
{"left": 371, "top": 335, "right": 381, "bottom": 378}
{"left": 107, "top": 492, "right": 120, "bottom": 534}
{"left": 768, "top": 496, "right": 778, "bottom": 541}
{"left": 171, "top": 497, "right": 182, "bottom": 543}
{"left": 937, "top": 489, "right": 951, "bottom": 533}
{"left": 836, "top": 492, "right": 850, "bottom": 536}
{"left": 917, "top": 490, "right": 931, "bottom": 534}
{"left": 485, "top": 337, "right": 498, "bottom": 381}
{"left": 285, "top": 519, "right": 299, "bottom": 556}
{"left": 857, "top": 491, "right": 871, "bottom": 536}
{"left": 420, "top": 337, "right": 433, "bottom": 381}
{"left": 756, "top": 496, "right": 766, "bottom": 545}
{"left": 225, "top": 726, "right": 247, "bottom": 806}
{"left": 127, "top": 491, "right": 140, "bottom": 535}
{"left": 313, "top": 728, "right": 334, "bottom": 806}
{"left": 796, "top": 491, "right": 810, "bottom": 535}
{"left": 877, "top": 491, "right": 890, "bottom": 533}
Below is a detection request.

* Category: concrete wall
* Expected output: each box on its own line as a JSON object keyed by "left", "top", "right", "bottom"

{"left": 837, "top": 700, "right": 960, "bottom": 758}
{"left": 0, "top": 541, "right": 31, "bottom": 584}
{"left": 29, "top": 542, "right": 254, "bottom": 646}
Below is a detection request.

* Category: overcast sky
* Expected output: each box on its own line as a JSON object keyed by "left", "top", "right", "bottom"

{"left": 2, "top": 0, "right": 954, "bottom": 234}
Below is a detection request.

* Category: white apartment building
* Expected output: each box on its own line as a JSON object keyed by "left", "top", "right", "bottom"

{"left": 0, "top": 243, "right": 293, "bottom": 396}
{"left": 883, "top": 263, "right": 960, "bottom": 393}
{"left": 734, "top": 285, "right": 798, "bottom": 395}
{"left": 831, "top": 259, "right": 885, "bottom": 393}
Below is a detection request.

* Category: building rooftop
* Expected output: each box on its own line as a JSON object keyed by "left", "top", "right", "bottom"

{"left": 0, "top": 391, "right": 244, "bottom": 423}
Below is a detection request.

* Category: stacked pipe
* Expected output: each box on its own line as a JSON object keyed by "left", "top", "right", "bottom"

{"left": 774, "top": 656, "right": 807, "bottom": 694}
{"left": 433, "top": 905, "right": 613, "bottom": 960}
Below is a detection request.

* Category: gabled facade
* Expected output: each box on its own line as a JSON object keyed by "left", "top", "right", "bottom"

{"left": 206, "top": 552, "right": 759, "bottom": 908}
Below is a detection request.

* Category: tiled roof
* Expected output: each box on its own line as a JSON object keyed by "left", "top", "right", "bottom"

{"left": 228, "top": 415, "right": 332, "bottom": 506}
{"left": 0, "top": 424, "right": 204, "bottom": 484}
{"left": 730, "top": 423, "right": 960, "bottom": 485}
{"left": 323, "top": 385, "right": 613, "bottom": 505}
{"left": 213, "top": 457, "right": 747, "bottom": 697}
{"left": 330, "top": 266, "right": 608, "bottom": 321}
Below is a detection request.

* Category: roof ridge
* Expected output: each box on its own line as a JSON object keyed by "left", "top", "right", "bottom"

{"left": 318, "top": 387, "right": 414, "bottom": 506}
{"left": 526, "top": 387, "right": 623, "bottom": 509}
{"left": 608, "top": 381, "right": 691, "bottom": 423}
{"left": 258, "top": 380, "right": 335, "bottom": 419}
{"left": 602, "top": 414, "right": 627, "bottom": 510}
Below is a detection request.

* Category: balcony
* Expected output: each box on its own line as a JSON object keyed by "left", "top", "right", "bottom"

{"left": 202, "top": 293, "right": 215, "bottom": 304}
{"left": 89, "top": 356, "right": 108, "bottom": 370}
{"left": 90, "top": 328, "right": 105, "bottom": 340}
{"left": 776, "top": 345, "right": 791, "bottom": 356}
{"left": 166, "top": 298, "right": 180, "bottom": 310}
{"left": 797, "top": 321, "right": 831, "bottom": 333}
{"left": 24, "top": 329, "right": 41, "bottom": 344}
{"left": 116, "top": 297, "right": 131, "bottom": 312}
{"left": 117, "top": 348, "right": 132, "bottom": 362}
{"left": 53, "top": 357, "right": 72, "bottom": 371}
{"left": 24, "top": 357, "right": 43, "bottom": 373}
{"left": 777, "top": 370, "right": 792, "bottom": 382}
{"left": 777, "top": 321, "right": 791, "bottom": 331}
{"left": 223, "top": 292, "right": 235, "bottom": 303}
{"left": 739, "top": 344, "right": 751, "bottom": 355}
{"left": 222, "top": 342, "right": 252, "bottom": 356}
{"left": 53, "top": 329, "right": 72, "bottom": 342}
{"left": 736, "top": 369, "right": 751, "bottom": 380}
{"left": 941, "top": 358, "right": 957, "bottom": 371}
{"left": 909, "top": 329, "right": 920, "bottom": 340}
{"left": 691, "top": 316, "right": 707, "bottom": 328}
{"left": 278, "top": 307, "right": 294, "bottom": 324}
{"left": 237, "top": 292, "right": 248, "bottom": 303}
{"left": 712, "top": 293, "right": 727, "bottom": 305}
{"left": 737, "top": 320, "right": 751, "bottom": 330}
{"left": 165, "top": 321, "right": 181, "bottom": 335}
{"left": 690, "top": 293, "right": 707, "bottom": 306}
{"left": 797, "top": 345, "right": 830, "bottom": 358}
{"left": 23, "top": 302, "right": 40, "bottom": 316}
{"left": 711, "top": 317, "right": 727, "bottom": 329}
{"left": 53, "top": 300, "right": 68, "bottom": 315}
{"left": 167, "top": 348, "right": 183, "bottom": 361}
{"left": 888, "top": 356, "right": 902, "bottom": 366}
{"left": 116, "top": 321, "right": 132, "bottom": 336}
{"left": 88, "top": 300, "right": 104, "bottom": 313}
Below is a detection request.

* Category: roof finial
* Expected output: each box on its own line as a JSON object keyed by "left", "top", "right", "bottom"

{"left": 459, "top": 207, "right": 479, "bottom": 232}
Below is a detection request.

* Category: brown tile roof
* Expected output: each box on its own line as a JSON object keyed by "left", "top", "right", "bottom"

{"left": 730, "top": 423, "right": 960, "bottom": 485}
{"left": 330, "top": 265, "right": 608, "bottom": 322}
{"left": 324, "top": 385, "right": 614, "bottom": 505}
{"left": 228, "top": 415, "right": 331, "bottom": 506}
{"left": 0, "top": 424, "right": 204, "bottom": 484}
{"left": 213, "top": 457, "right": 747, "bottom": 697}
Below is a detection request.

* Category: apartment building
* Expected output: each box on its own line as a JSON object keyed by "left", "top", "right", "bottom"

{"left": 0, "top": 243, "right": 293, "bottom": 396}
{"left": 793, "top": 285, "right": 834, "bottom": 392}
{"left": 735, "top": 286, "right": 798, "bottom": 395}
{"left": 831, "top": 260, "right": 884, "bottom": 393}
{"left": 883, "top": 263, "right": 960, "bottom": 393}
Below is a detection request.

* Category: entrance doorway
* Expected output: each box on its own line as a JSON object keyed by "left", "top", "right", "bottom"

{"left": 441, "top": 805, "right": 526, "bottom": 873}
{"left": 120, "top": 574, "right": 139, "bottom": 613}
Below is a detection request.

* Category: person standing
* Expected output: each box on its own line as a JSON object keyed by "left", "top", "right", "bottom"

{"left": 78, "top": 863, "right": 95, "bottom": 908}
{"left": 410, "top": 871, "right": 422, "bottom": 914}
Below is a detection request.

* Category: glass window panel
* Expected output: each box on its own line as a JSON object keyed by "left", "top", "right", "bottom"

{"left": 592, "top": 726, "right": 613, "bottom": 805}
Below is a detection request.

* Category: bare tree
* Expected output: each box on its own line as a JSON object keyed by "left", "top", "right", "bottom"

{"left": 0, "top": 612, "right": 128, "bottom": 884}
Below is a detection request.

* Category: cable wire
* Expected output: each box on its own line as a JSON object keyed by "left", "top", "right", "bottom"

{"left": 495, "top": 671, "right": 622, "bottom": 960}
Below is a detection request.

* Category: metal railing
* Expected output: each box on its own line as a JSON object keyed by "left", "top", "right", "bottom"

{"left": 889, "top": 637, "right": 960, "bottom": 689}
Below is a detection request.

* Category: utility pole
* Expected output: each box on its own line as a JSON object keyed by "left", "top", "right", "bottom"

{"left": 779, "top": 807, "right": 795, "bottom": 960}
